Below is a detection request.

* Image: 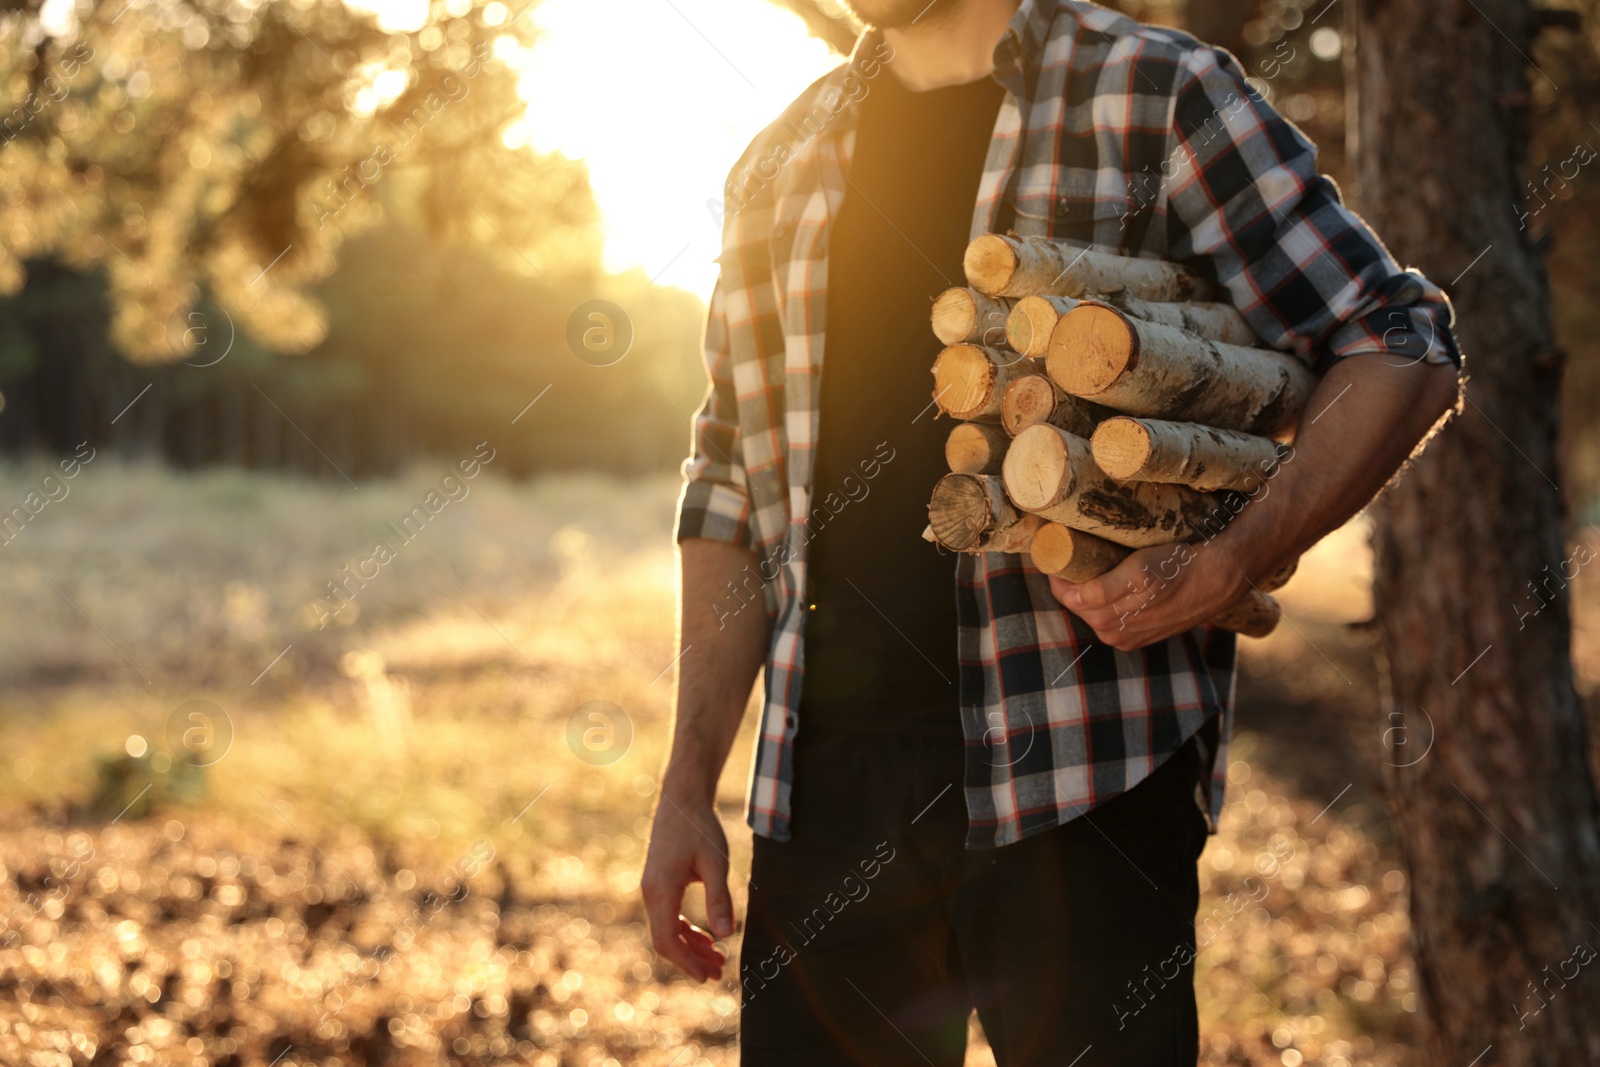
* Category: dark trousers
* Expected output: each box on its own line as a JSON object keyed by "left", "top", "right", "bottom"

{"left": 738, "top": 723, "right": 1211, "bottom": 1066}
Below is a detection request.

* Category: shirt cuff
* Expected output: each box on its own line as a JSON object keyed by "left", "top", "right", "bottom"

{"left": 1320, "top": 301, "right": 1462, "bottom": 372}
{"left": 674, "top": 475, "right": 754, "bottom": 550}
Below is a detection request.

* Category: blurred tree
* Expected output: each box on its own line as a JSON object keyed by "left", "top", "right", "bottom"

{"left": 0, "top": 227, "right": 709, "bottom": 479}
{"left": 1354, "top": 1, "right": 1600, "bottom": 1063}
{"left": 1182, "top": 0, "right": 1257, "bottom": 56}
{"left": 0, "top": 0, "right": 598, "bottom": 359}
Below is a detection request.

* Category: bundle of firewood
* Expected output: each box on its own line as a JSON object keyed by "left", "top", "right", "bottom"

{"left": 923, "top": 235, "right": 1319, "bottom": 638}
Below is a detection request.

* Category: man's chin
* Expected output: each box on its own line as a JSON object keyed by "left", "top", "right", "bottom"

{"left": 841, "top": 0, "right": 955, "bottom": 30}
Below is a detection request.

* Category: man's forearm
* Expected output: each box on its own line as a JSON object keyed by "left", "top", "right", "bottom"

{"left": 1215, "top": 352, "right": 1461, "bottom": 582}
{"left": 661, "top": 537, "right": 772, "bottom": 804}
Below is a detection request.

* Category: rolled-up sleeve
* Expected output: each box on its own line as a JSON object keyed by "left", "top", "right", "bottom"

{"left": 1164, "top": 45, "right": 1461, "bottom": 372}
{"left": 674, "top": 278, "right": 755, "bottom": 549}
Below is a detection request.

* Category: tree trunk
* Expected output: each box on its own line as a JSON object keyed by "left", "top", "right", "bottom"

{"left": 1182, "top": 0, "right": 1259, "bottom": 58}
{"left": 1354, "top": 2, "right": 1600, "bottom": 1063}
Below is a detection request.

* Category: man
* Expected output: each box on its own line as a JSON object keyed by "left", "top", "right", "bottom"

{"left": 641, "top": 0, "right": 1461, "bottom": 1062}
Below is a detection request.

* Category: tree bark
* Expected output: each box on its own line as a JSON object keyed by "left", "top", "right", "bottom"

{"left": 931, "top": 287, "right": 1014, "bottom": 347}
{"left": 1028, "top": 522, "right": 1133, "bottom": 582}
{"left": 1182, "top": 0, "right": 1259, "bottom": 57}
{"left": 999, "top": 375, "right": 1110, "bottom": 438}
{"left": 1355, "top": 2, "right": 1600, "bottom": 1063}
{"left": 964, "top": 234, "right": 1217, "bottom": 301}
{"left": 1089, "top": 415, "right": 1285, "bottom": 492}
{"left": 1008, "top": 293, "right": 1258, "bottom": 358}
{"left": 1001, "top": 424, "right": 1222, "bottom": 547}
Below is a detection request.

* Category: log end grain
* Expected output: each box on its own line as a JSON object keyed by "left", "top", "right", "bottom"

{"left": 928, "top": 473, "right": 998, "bottom": 552}
{"left": 1048, "top": 302, "right": 1138, "bottom": 398}
{"left": 1088, "top": 417, "right": 1153, "bottom": 482}
{"left": 1007, "top": 296, "right": 1060, "bottom": 359}
{"left": 931, "top": 288, "right": 979, "bottom": 346}
{"left": 1002, "top": 424, "right": 1078, "bottom": 512}
{"left": 1029, "top": 522, "right": 1129, "bottom": 583}
{"left": 946, "top": 421, "right": 1009, "bottom": 475}
{"left": 931, "top": 344, "right": 998, "bottom": 420}
{"left": 963, "top": 234, "right": 1017, "bottom": 296}
{"left": 1000, "top": 375, "right": 1061, "bottom": 436}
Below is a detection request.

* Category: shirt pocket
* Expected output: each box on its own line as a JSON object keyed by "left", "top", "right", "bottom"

{"left": 1011, "top": 171, "right": 1143, "bottom": 252}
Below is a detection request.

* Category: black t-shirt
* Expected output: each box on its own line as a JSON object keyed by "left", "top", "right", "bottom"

{"left": 798, "top": 69, "right": 1006, "bottom": 735}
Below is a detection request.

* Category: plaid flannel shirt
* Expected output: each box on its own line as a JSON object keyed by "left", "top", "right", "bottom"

{"left": 676, "top": 0, "right": 1460, "bottom": 848}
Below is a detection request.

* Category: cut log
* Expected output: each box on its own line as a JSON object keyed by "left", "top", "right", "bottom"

{"left": 1047, "top": 302, "right": 1316, "bottom": 437}
{"left": 1031, "top": 521, "right": 1301, "bottom": 594}
{"left": 931, "top": 343, "right": 1045, "bottom": 421}
{"left": 964, "top": 234, "right": 1216, "bottom": 302}
{"left": 931, "top": 288, "right": 1014, "bottom": 347}
{"left": 1027, "top": 522, "right": 1279, "bottom": 636}
{"left": 999, "top": 376, "right": 1111, "bottom": 438}
{"left": 1008, "top": 293, "right": 1259, "bottom": 358}
{"left": 1101, "top": 291, "right": 1260, "bottom": 349}
{"left": 1207, "top": 592, "right": 1281, "bottom": 638}
{"left": 1090, "top": 416, "right": 1287, "bottom": 493}
{"left": 1001, "top": 424, "right": 1224, "bottom": 548}
{"left": 1260, "top": 557, "right": 1297, "bottom": 593}
{"left": 945, "top": 422, "right": 1010, "bottom": 475}
{"left": 927, "top": 473, "right": 1043, "bottom": 553}
{"left": 1028, "top": 523, "right": 1131, "bottom": 583}
{"left": 1007, "top": 296, "right": 1081, "bottom": 358}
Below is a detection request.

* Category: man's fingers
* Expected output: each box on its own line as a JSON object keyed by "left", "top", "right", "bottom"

{"left": 695, "top": 850, "right": 736, "bottom": 938}
{"left": 679, "top": 918, "right": 728, "bottom": 964}
{"left": 642, "top": 858, "right": 734, "bottom": 982}
{"left": 649, "top": 914, "right": 720, "bottom": 981}
{"left": 1068, "top": 573, "right": 1120, "bottom": 610}
{"left": 643, "top": 875, "right": 698, "bottom": 972}
{"left": 677, "top": 918, "right": 727, "bottom": 981}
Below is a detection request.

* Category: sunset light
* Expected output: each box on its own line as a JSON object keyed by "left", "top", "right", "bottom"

{"left": 516, "top": 0, "right": 840, "bottom": 296}
{"left": 2, "top": 0, "right": 1589, "bottom": 1063}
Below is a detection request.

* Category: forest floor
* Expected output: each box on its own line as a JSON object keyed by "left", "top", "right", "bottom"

{"left": 1, "top": 460, "right": 1596, "bottom": 1067}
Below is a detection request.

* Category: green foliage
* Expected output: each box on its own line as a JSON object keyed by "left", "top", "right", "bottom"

{"left": 89, "top": 746, "right": 207, "bottom": 821}
{"left": 0, "top": 226, "right": 708, "bottom": 474}
{"left": 0, "top": 0, "right": 600, "bottom": 358}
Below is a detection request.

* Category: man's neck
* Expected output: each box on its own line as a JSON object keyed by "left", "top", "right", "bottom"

{"left": 880, "top": 0, "right": 1022, "bottom": 91}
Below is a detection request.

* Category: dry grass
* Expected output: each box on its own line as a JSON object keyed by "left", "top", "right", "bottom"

{"left": 1, "top": 459, "right": 1590, "bottom": 1066}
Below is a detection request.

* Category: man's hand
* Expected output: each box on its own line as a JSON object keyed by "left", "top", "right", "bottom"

{"left": 640, "top": 536, "right": 769, "bottom": 980}
{"left": 1051, "top": 539, "right": 1249, "bottom": 651}
{"left": 1050, "top": 352, "right": 1459, "bottom": 650}
{"left": 641, "top": 795, "right": 735, "bottom": 982}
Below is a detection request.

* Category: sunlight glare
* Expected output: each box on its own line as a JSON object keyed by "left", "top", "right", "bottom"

{"left": 517, "top": 0, "right": 841, "bottom": 297}
{"left": 345, "top": 0, "right": 431, "bottom": 33}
